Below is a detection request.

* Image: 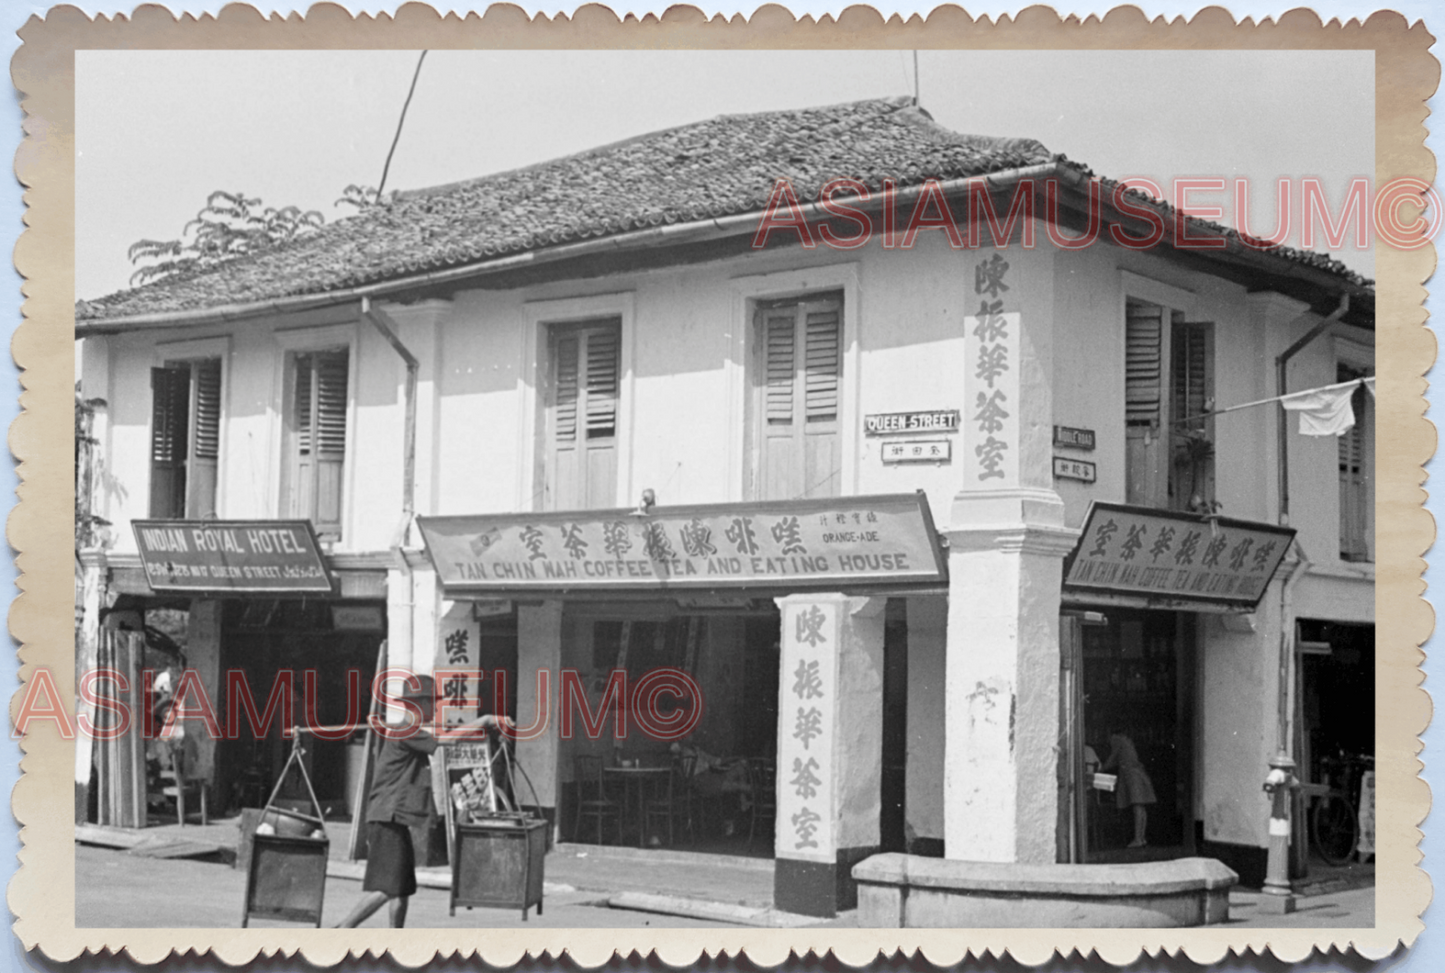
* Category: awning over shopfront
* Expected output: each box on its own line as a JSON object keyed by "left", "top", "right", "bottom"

{"left": 417, "top": 492, "right": 947, "bottom": 594}
{"left": 131, "top": 519, "right": 333, "bottom": 594}
{"left": 1062, "top": 502, "right": 1296, "bottom": 612}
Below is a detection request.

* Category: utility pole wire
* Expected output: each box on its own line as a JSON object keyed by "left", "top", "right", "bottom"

{"left": 377, "top": 50, "right": 428, "bottom": 200}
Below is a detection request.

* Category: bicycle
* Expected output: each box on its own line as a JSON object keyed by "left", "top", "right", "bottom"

{"left": 1308, "top": 750, "right": 1374, "bottom": 866}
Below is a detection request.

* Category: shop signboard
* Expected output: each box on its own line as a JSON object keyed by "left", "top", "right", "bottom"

{"left": 132, "top": 519, "right": 332, "bottom": 594}
{"left": 1062, "top": 502, "right": 1296, "bottom": 610}
{"left": 418, "top": 492, "right": 946, "bottom": 593}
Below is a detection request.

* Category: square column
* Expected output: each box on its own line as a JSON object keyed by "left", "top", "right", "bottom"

{"left": 773, "top": 593, "right": 885, "bottom": 917}
{"left": 516, "top": 601, "right": 563, "bottom": 833}
{"left": 944, "top": 489, "right": 1077, "bottom": 863}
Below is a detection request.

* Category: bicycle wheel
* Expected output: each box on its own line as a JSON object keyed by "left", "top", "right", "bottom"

{"left": 1312, "top": 794, "right": 1358, "bottom": 866}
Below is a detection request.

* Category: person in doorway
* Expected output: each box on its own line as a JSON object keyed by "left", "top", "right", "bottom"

{"left": 336, "top": 675, "right": 510, "bottom": 928}
{"left": 1101, "top": 731, "right": 1156, "bottom": 849}
{"left": 669, "top": 742, "right": 752, "bottom": 837}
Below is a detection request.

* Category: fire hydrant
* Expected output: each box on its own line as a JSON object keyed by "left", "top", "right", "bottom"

{"left": 1260, "top": 751, "right": 1301, "bottom": 913}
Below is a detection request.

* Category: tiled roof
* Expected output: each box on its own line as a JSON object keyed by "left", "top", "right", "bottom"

{"left": 77, "top": 97, "right": 1053, "bottom": 322}
{"left": 76, "top": 96, "right": 1372, "bottom": 324}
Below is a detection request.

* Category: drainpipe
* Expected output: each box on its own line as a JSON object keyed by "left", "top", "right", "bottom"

{"left": 360, "top": 297, "right": 421, "bottom": 678}
{"left": 1261, "top": 292, "right": 1347, "bottom": 913}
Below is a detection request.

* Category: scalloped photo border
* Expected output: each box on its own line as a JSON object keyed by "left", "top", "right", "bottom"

{"left": 9, "top": 3, "right": 1436, "bottom": 967}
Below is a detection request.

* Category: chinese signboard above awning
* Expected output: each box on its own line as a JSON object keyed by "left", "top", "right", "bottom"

{"left": 1062, "top": 503, "right": 1296, "bottom": 611}
{"left": 418, "top": 492, "right": 946, "bottom": 593}
{"left": 132, "top": 520, "right": 332, "bottom": 594}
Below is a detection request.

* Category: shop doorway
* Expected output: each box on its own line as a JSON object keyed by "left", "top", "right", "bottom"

{"left": 1060, "top": 608, "right": 1196, "bottom": 862}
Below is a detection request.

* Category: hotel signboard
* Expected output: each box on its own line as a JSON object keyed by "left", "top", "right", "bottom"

{"left": 1062, "top": 502, "right": 1296, "bottom": 610}
{"left": 132, "top": 519, "right": 332, "bottom": 594}
{"left": 418, "top": 492, "right": 946, "bottom": 593}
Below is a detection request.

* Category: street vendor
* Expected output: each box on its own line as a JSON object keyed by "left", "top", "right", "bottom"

{"left": 336, "top": 674, "right": 510, "bottom": 928}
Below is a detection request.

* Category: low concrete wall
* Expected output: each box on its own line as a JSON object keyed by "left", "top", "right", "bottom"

{"left": 854, "top": 854, "right": 1237, "bottom": 927}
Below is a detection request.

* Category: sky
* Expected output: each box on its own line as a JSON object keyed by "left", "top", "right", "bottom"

{"left": 74, "top": 47, "right": 1375, "bottom": 301}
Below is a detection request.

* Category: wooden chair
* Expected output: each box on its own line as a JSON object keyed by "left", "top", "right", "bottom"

{"left": 573, "top": 754, "right": 619, "bottom": 845}
{"left": 162, "top": 747, "right": 208, "bottom": 827}
{"left": 746, "top": 757, "right": 777, "bottom": 852}
{"left": 643, "top": 756, "right": 696, "bottom": 847}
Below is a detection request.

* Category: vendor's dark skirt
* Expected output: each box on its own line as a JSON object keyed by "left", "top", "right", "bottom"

{"left": 362, "top": 821, "right": 418, "bottom": 898}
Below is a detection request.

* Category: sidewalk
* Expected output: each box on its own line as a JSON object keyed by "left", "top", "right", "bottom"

{"left": 75, "top": 817, "right": 1373, "bottom": 929}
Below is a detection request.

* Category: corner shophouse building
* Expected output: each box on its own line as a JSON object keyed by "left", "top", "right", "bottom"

{"left": 75, "top": 98, "right": 1375, "bottom": 917}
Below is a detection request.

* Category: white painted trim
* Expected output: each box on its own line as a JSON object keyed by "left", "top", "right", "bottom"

{"left": 1119, "top": 269, "right": 1198, "bottom": 316}
{"left": 270, "top": 321, "right": 360, "bottom": 546}
{"left": 728, "top": 263, "right": 862, "bottom": 500}
{"left": 522, "top": 292, "right": 637, "bottom": 510}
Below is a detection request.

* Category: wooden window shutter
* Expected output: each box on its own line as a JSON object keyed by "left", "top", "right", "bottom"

{"left": 314, "top": 352, "right": 349, "bottom": 457}
{"left": 1171, "top": 323, "right": 1210, "bottom": 431}
{"left": 553, "top": 334, "right": 580, "bottom": 443}
{"left": 803, "top": 303, "right": 841, "bottom": 423}
{"left": 763, "top": 307, "right": 796, "bottom": 425}
{"left": 192, "top": 359, "right": 222, "bottom": 462}
{"left": 150, "top": 366, "right": 190, "bottom": 518}
{"left": 1338, "top": 364, "right": 1370, "bottom": 561}
{"left": 584, "top": 327, "right": 619, "bottom": 439}
{"left": 1126, "top": 304, "right": 1163, "bottom": 427}
{"left": 291, "top": 350, "right": 348, "bottom": 537}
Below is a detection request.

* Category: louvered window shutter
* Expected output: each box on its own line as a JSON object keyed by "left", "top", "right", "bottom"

{"left": 192, "top": 360, "right": 222, "bottom": 462}
{"left": 756, "top": 295, "right": 842, "bottom": 500}
{"left": 291, "top": 351, "right": 348, "bottom": 537}
{"left": 544, "top": 319, "right": 620, "bottom": 510}
{"left": 1338, "top": 366, "right": 1370, "bottom": 561}
{"left": 1126, "top": 305, "right": 1163, "bottom": 427}
{"left": 584, "top": 328, "right": 619, "bottom": 440}
{"left": 764, "top": 308, "right": 796, "bottom": 426}
{"left": 804, "top": 304, "right": 841, "bottom": 423}
{"left": 554, "top": 335, "right": 579, "bottom": 443}
{"left": 185, "top": 359, "right": 222, "bottom": 519}
{"left": 1171, "top": 324, "right": 1209, "bottom": 431}
{"left": 149, "top": 366, "right": 190, "bottom": 517}
{"left": 314, "top": 352, "right": 349, "bottom": 457}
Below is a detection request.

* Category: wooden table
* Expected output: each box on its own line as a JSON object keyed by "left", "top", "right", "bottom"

{"left": 603, "top": 766, "right": 671, "bottom": 847}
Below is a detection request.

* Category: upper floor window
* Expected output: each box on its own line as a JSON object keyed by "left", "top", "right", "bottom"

{"left": 149, "top": 359, "right": 221, "bottom": 519}
{"left": 285, "top": 350, "right": 349, "bottom": 539}
{"left": 752, "top": 293, "right": 842, "bottom": 500}
{"left": 543, "top": 318, "right": 620, "bottom": 511}
{"left": 1338, "top": 361, "right": 1374, "bottom": 562}
{"left": 1125, "top": 298, "right": 1213, "bottom": 511}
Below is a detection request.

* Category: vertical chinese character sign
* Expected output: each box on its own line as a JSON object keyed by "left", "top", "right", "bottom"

{"left": 964, "top": 254, "right": 1021, "bottom": 486}
{"left": 776, "top": 600, "right": 838, "bottom": 863}
{"left": 435, "top": 602, "right": 482, "bottom": 727}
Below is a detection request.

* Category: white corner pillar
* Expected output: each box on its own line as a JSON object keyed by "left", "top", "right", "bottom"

{"left": 516, "top": 600, "right": 563, "bottom": 834}
{"left": 946, "top": 247, "right": 1074, "bottom": 862}
{"left": 773, "top": 593, "right": 885, "bottom": 918}
{"left": 944, "top": 490, "right": 1077, "bottom": 862}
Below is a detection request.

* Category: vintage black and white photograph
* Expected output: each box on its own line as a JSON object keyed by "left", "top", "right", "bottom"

{"left": 54, "top": 36, "right": 1398, "bottom": 941}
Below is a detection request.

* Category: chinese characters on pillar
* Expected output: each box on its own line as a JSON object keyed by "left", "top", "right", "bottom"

{"left": 434, "top": 603, "right": 482, "bottom": 727}
{"left": 775, "top": 600, "right": 838, "bottom": 861}
{"left": 964, "top": 253, "right": 1021, "bottom": 486}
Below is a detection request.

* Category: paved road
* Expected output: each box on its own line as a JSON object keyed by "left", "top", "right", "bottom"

{"left": 75, "top": 845, "right": 733, "bottom": 929}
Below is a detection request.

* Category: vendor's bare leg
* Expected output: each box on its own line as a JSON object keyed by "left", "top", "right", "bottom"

{"left": 1128, "top": 805, "right": 1148, "bottom": 847}
{"left": 388, "top": 896, "right": 410, "bottom": 928}
{"left": 336, "top": 890, "right": 391, "bottom": 928}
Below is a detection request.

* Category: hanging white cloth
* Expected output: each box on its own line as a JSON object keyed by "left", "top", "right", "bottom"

{"left": 1279, "top": 381, "right": 1359, "bottom": 436}
{"left": 1363, "top": 376, "right": 1376, "bottom": 399}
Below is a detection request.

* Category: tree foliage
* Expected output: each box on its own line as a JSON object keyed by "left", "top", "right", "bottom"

{"left": 127, "top": 190, "right": 326, "bottom": 286}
